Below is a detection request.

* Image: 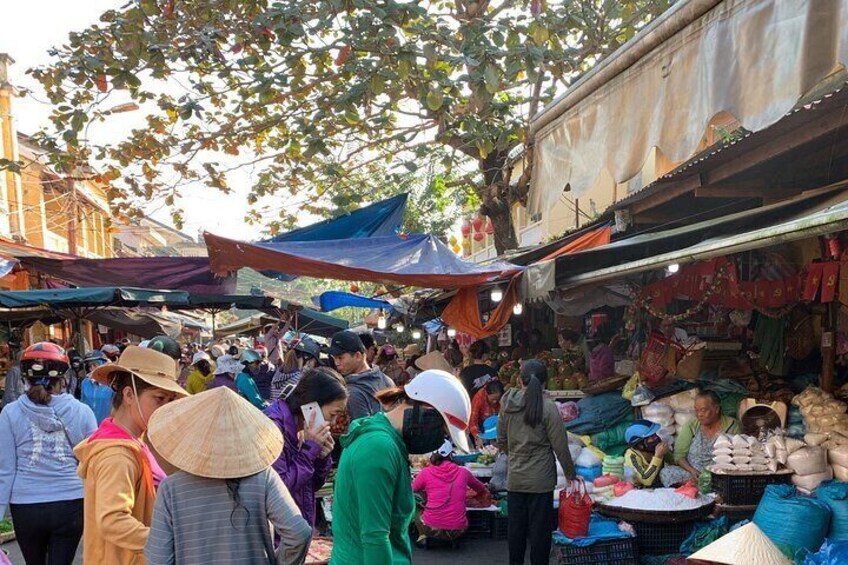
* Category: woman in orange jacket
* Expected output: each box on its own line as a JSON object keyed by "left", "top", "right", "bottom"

{"left": 74, "top": 346, "right": 187, "bottom": 565}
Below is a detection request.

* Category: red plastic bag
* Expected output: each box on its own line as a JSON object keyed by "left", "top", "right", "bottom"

{"left": 559, "top": 477, "right": 592, "bottom": 538}
{"left": 593, "top": 474, "right": 620, "bottom": 488}
{"left": 640, "top": 332, "right": 678, "bottom": 386}
{"left": 675, "top": 480, "right": 699, "bottom": 499}
{"left": 613, "top": 481, "right": 635, "bottom": 497}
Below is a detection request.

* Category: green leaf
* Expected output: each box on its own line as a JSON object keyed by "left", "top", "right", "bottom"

{"left": 484, "top": 65, "right": 500, "bottom": 94}
{"left": 426, "top": 89, "right": 443, "bottom": 111}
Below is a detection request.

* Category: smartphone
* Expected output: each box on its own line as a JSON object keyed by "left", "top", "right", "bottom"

{"left": 301, "top": 402, "right": 325, "bottom": 429}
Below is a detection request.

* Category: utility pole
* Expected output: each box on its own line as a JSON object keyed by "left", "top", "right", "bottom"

{"left": 66, "top": 176, "right": 78, "bottom": 255}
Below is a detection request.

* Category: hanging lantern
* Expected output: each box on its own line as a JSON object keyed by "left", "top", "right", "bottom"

{"left": 377, "top": 312, "right": 387, "bottom": 330}
{"left": 485, "top": 218, "right": 495, "bottom": 235}
{"left": 513, "top": 302, "right": 523, "bottom": 315}
{"left": 472, "top": 214, "right": 483, "bottom": 232}
{"left": 491, "top": 285, "right": 503, "bottom": 303}
{"left": 349, "top": 283, "right": 360, "bottom": 294}
{"left": 473, "top": 232, "right": 484, "bottom": 241}
{"left": 461, "top": 219, "right": 471, "bottom": 236}
{"left": 451, "top": 243, "right": 462, "bottom": 254}
{"left": 396, "top": 323, "right": 405, "bottom": 333}
{"left": 412, "top": 329, "right": 422, "bottom": 340}
{"left": 447, "top": 327, "right": 457, "bottom": 338}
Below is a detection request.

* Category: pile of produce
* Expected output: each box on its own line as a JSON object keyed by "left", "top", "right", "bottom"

{"left": 477, "top": 445, "right": 498, "bottom": 466}
{"left": 792, "top": 387, "right": 848, "bottom": 434}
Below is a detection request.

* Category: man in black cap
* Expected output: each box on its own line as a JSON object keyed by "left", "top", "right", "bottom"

{"left": 329, "top": 330, "right": 395, "bottom": 421}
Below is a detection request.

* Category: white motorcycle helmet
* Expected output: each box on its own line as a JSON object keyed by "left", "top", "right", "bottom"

{"left": 404, "top": 369, "right": 472, "bottom": 453}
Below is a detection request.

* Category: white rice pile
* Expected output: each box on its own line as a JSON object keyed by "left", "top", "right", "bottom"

{"left": 603, "top": 488, "right": 714, "bottom": 511}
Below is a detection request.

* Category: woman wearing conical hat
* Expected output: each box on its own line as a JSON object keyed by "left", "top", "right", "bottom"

{"left": 144, "top": 387, "right": 312, "bottom": 565}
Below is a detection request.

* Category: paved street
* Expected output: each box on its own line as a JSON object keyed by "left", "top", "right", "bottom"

{"left": 3, "top": 537, "right": 512, "bottom": 564}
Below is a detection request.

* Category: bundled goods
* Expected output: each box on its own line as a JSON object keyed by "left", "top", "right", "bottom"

{"left": 806, "top": 431, "right": 848, "bottom": 482}
{"left": 602, "top": 456, "right": 625, "bottom": 479}
{"left": 593, "top": 474, "right": 620, "bottom": 488}
{"left": 753, "top": 484, "right": 832, "bottom": 558}
{"left": 787, "top": 405, "right": 807, "bottom": 438}
{"left": 711, "top": 433, "right": 774, "bottom": 473}
{"left": 574, "top": 447, "right": 602, "bottom": 483}
{"left": 642, "top": 401, "right": 678, "bottom": 446}
{"left": 613, "top": 481, "right": 635, "bottom": 497}
{"left": 590, "top": 419, "right": 632, "bottom": 457}
{"left": 787, "top": 446, "right": 832, "bottom": 492}
{"left": 815, "top": 481, "right": 848, "bottom": 541}
{"left": 792, "top": 387, "right": 848, "bottom": 434}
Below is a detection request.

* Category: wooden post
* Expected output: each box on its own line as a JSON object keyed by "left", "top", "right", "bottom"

{"left": 821, "top": 302, "right": 837, "bottom": 393}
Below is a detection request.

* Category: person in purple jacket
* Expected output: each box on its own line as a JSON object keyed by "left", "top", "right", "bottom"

{"left": 264, "top": 366, "right": 348, "bottom": 527}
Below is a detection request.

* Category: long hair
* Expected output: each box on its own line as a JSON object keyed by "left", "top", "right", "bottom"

{"left": 520, "top": 359, "right": 547, "bottom": 427}
{"left": 225, "top": 478, "right": 250, "bottom": 529}
{"left": 25, "top": 378, "right": 63, "bottom": 405}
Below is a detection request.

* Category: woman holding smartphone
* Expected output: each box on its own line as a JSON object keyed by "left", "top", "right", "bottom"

{"left": 264, "top": 367, "right": 348, "bottom": 527}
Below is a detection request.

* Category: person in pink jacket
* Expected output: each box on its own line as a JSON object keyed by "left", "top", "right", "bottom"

{"left": 411, "top": 440, "right": 489, "bottom": 544}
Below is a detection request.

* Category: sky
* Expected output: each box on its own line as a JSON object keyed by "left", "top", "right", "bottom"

{"left": 0, "top": 1, "right": 289, "bottom": 241}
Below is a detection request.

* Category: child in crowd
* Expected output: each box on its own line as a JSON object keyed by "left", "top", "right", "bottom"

{"left": 623, "top": 420, "right": 669, "bottom": 487}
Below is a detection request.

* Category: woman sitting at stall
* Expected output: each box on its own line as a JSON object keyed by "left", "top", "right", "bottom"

{"left": 660, "top": 390, "right": 739, "bottom": 487}
{"left": 624, "top": 420, "right": 669, "bottom": 487}
{"left": 469, "top": 380, "right": 504, "bottom": 449}
{"left": 411, "top": 440, "right": 489, "bottom": 546}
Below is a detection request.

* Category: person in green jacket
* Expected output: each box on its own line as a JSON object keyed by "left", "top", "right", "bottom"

{"left": 660, "top": 389, "right": 740, "bottom": 487}
{"left": 498, "top": 359, "right": 575, "bottom": 565}
{"left": 330, "top": 369, "right": 471, "bottom": 565}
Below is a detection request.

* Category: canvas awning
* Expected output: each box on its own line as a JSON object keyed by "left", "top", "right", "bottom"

{"left": 19, "top": 256, "right": 235, "bottom": 294}
{"left": 529, "top": 0, "right": 848, "bottom": 215}
{"left": 205, "top": 232, "right": 522, "bottom": 289}
{"left": 557, "top": 196, "right": 848, "bottom": 290}
{"left": 214, "top": 310, "right": 348, "bottom": 339}
{"left": 0, "top": 287, "right": 191, "bottom": 309}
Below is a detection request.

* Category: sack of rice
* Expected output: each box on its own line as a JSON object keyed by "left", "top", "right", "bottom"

{"left": 829, "top": 444, "right": 848, "bottom": 468}
{"left": 754, "top": 484, "right": 832, "bottom": 558}
{"left": 642, "top": 402, "right": 674, "bottom": 422}
{"left": 787, "top": 447, "right": 828, "bottom": 476}
{"left": 833, "top": 464, "right": 848, "bottom": 482}
{"left": 806, "top": 432, "right": 829, "bottom": 446}
{"left": 816, "top": 480, "right": 848, "bottom": 540}
{"left": 792, "top": 468, "right": 833, "bottom": 492}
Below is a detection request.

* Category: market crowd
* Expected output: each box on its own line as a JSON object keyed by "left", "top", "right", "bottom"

{"left": 0, "top": 322, "right": 595, "bottom": 565}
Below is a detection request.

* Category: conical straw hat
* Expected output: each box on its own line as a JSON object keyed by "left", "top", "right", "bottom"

{"left": 147, "top": 387, "right": 283, "bottom": 479}
{"left": 688, "top": 523, "right": 791, "bottom": 565}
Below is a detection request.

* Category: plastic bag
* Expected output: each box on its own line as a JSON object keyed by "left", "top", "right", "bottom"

{"left": 621, "top": 374, "right": 638, "bottom": 401}
{"left": 489, "top": 453, "right": 508, "bottom": 491}
{"left": 675, "top": 480, "right": 699, "bottom": 499}
{"left": 753, "top": 484, "right": 832, "bottom": 558}
{"left": 796, "top": 540, "right": 848, "bottom": 565}
{"left": 575, "top": 447, "right": 602, "bottom": 468}
{"left": 816, "top": 480, "right": 848, "bottom": 540}
{"left": 613, "top": 481, "right": 635, "bottom": 497}
{"left": 593, "top": 474, "right": 620, "bottom": 488}
{"left": 559, "top": 478, "right": 592, "bottom": 538}
{"left": 631, "top": 385, "right": 655, "bottom": 407}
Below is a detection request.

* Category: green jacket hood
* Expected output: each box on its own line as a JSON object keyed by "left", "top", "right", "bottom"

{"left": 502, "top": 388, "right": 527, "bottom": 413}
{"left": 341, "top": 412, "right": 406, "bottom": 453}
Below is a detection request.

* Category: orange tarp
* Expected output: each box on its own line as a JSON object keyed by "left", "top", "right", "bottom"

{"left": 441, "top": 226, "right": 612, "bottom": 339}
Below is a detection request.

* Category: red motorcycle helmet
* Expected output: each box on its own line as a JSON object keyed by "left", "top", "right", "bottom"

{"left": 21, "top": 342, "right": 70, "bottom": 379}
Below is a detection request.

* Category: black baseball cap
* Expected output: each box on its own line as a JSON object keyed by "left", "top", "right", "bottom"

{"left": 328, "top": 330, "right": 366, "bottom": 356}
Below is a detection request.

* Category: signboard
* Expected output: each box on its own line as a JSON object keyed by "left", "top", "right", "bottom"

{"left": 498, "top": 324, "right": 512, "bottom": 347}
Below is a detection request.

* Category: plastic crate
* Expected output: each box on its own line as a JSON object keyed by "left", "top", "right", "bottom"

{"left": 631, "top": 520, "right": 694, "bottom": 555}
{"left": 491, "top": 515, "right": 508, "bottom": 540}
{"left": 552, "top": 536, "right": 639, "bottom": 565}
{"left": 710, "top": 471, "right": 792, "bottom": 506}
{"left": 466, "top": 511, "right": 493, "bottom": 538}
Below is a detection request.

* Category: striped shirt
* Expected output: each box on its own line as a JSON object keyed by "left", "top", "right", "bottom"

{"left": 144, "top": 468, "right": 312, "bottom": 565}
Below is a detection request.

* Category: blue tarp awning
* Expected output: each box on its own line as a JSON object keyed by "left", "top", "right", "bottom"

{"left": 206, "top": 232, "right": 522, "bottom": 288}
{"left": 317, "top": 291, "right": 392, "bottom": 313}
{"left": 260, "top": 193, "right": 408, "bottom": 281}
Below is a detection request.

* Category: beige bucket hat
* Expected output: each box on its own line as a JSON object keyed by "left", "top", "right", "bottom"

{"left": 91, "top": 345, "right": 187, "bottom": 398}
{"left": 415, "top": 351, "right": 453, "bottom": 373}
{"left": 147, "top": 387, "right": 283, "bottom": 479}
{"left": 688, "top": 523, "right": 791, "bottom": 565}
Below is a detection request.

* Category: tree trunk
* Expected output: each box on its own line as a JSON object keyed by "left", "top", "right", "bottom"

{"left": 480, "top": 194, "right": 518, "bottom": 255}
